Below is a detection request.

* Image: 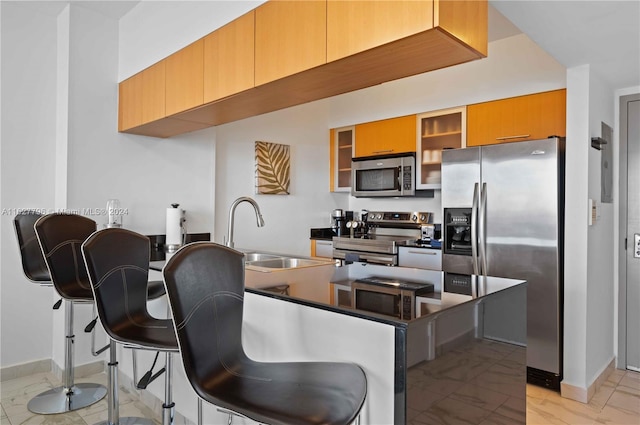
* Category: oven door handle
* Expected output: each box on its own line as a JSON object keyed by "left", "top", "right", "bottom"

{"left": 333, "top": 250, "right": 397, "bottom": 266}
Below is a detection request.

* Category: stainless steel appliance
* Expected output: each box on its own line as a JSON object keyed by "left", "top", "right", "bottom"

{"left": 331, "top": 209, "right": 346, "bottom": 236}
{"left": 352, "top": 276, "right": 434, "bottom": 320}
{"left": 441, "top": 137, "right": 565, "bottom": 390}
{"left": 351, "top": 154, "right": 415, "bottom": 197}
{"left": 333, "top": 211, "right": 433, "bottom": 266}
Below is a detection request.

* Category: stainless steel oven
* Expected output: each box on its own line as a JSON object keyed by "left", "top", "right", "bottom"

{"left": 351, "top": 154, "right": 415, "bottom": 197}
{"left": 332, "top": 210, "right": 433, "bottom": 266}
{"left": 352, "top": 277, "right": 434, "bottom": 321}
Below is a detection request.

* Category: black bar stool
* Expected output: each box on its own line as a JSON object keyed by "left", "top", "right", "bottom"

{"left": 82, "top": 227, "right": 179, "bottom": 425}
{"left": 31, "top": 213, "right": 108, "bottom": 414}
{"left": 163, "top": 242, "right": 367, "bottom": 425}
{"left": 14, "top": 211, "right": 51, "bottom": 286}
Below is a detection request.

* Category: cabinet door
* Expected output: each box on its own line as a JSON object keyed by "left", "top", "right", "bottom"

{"left": 398, "top": 247, "right": 442, "bottom": 270}
{"left": 204, "top": 11, "right": 254, "bottom": 103}
{"left": 165, "top": 39, "right": 204, "bottom": 116}
{"left": 141, "top": 61, "right": 166, "bottom": 124}
{"left": 255, "top": 0, "right": 326, "bottom": 86}
{"left": 416, "top": 107, "right": 465, "bottom": 189}
{"left": 467, "top": 89, "right": 566, "bottom": 146}
{"left": 330, "top": 126, "right": 354, "bottom": 192}
{"left": 118, "top": 61, "right": 165, "bottom": 131}
{"left": 311, "top": 240, "right": 333, "bottom": 258}
{"left": 327, "top": 0, "right": 433, "bottom": 62}
{"left": 354, "top": 115, "right": 416, "bottom": 157}
{"left": 118, "top": 72, "right": 142, "bottom": 132}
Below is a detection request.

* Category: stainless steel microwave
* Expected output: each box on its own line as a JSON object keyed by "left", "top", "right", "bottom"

{"left": 351, "top": 154, "right": 415, "bottom": 197}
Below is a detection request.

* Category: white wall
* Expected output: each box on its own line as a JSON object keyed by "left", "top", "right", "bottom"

{"left": 1, "top": 1, "right": 58, "bottom": 368}
{"left": 0, "top": 1, "right": 216, "bottom": 371}
{"left": 563, "top": 64, "right": 617, "bottom": 393}
{"left": 585, "top": 70, "right": 615, "bottom": 383}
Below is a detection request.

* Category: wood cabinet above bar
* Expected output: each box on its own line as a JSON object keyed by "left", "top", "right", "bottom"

{"left": 119, "top": 0, "right": 488, "bottom": 138}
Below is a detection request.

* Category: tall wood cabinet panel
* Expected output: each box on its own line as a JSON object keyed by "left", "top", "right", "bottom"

{"left": 435, "top": 0, "right": 488, "bottom": 57}
{"left": 327, "top": 1, "right": 433, "bottom": 62}
{"left": 467, "top": 89, "right": 566, "bottom": 146}
{"left": 354, "top": 115, "right": 416, "bottom": 157}
{"left": 204, "top": 11, "right": 255, "bottom": 103}
{"left": 141, "top": 62, "right": 166, "bottom": 124}
{"left": 165, "top": 39, "right": 204, "bottom": 116}
{"left": 255, "top": 0, "right": 327, "bottom": 86}
{"left": 118, "top": 61, "right": 165, "bottom": 132}
{"left": 118, "top": 72, "right": 142, "bottom": 132}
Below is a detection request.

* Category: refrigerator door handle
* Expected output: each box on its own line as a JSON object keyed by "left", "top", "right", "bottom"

{"left": 471, "top": 183, "right": 480, "bottom": 275}
{"left": 479, "top": 182, "right": 488, "bottom": 275}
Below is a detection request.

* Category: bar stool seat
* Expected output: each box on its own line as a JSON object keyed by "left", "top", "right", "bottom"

{"left": 82, "top": 228, "right": 179, "bottom": 425}
{"left": 163, "top": 242, "right": 367, "bottom": 425}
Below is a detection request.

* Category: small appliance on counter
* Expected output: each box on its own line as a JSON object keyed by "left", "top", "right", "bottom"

{"left": 331, "top": 209, "right": 346, "bottom": 237}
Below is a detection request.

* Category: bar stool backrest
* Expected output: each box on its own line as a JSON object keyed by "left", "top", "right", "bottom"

{"left": 162, "top": 242, "right": 248, "bottom": 402}
{"left": 14, "top": 211, "right": 51, "bottom": 283}
{"left": 34, "top": 213, "right": 96, "bottom": 300}
{"left": 82, "top": 228, "right": 156, "bottom": 345}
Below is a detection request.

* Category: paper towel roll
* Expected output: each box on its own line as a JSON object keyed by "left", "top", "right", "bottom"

{"left": 166, "top": 207, "right": 182, "bottom": 247}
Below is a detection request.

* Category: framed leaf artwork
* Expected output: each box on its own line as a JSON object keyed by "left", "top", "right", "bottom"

{"left": 255, "top": 141, "right": 290, "bottom": 195}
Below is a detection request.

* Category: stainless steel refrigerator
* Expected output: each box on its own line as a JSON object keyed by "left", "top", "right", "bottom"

{"left": 441, "top": 137, "right": 564, "bottom": 390}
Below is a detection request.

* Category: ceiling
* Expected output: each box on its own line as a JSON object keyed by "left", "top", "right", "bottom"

{"left": 13, "top": 1, "right": 639, "bottom": 91}
{"left": 490, "top": 0, "right": 640, "bottom": 90}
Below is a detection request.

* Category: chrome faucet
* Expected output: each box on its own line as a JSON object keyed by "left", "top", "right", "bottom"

{"left": 226, "top": 197, "right": 265, "bottom": 248}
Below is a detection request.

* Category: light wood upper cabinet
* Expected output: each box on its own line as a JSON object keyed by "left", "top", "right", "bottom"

{"left": 330, "top": 126, "right": 354, "bottom": 192}
{"left": 467, "top": 89, "right": 566, "bottom": 146}
{"left": 354, "top": 115, "right": 416, "bottom": 157}
{"left": 165, "top": 39, "right": 204, "bottom": 116}
{"left": 327, "top": 1, "right": 434, "bottom": 62}
{"left": 119, "top": 0, "right": 488, "bottom": 138}
{"left": 118, "top": 61, "right": 165, "bottom": 132}
{"left": 204, "top": 11, "right": 255, "bottom": 103}
{"left": 255, "top": 0, "right": 326, "bottom": 86}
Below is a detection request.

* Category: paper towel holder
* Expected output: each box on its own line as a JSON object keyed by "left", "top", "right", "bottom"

{"left": 165, "top": 203, "right": 186, "bottom": 253}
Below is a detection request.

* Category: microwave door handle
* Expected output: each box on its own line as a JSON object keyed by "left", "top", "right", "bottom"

{"left": 471, "top": 182, "right": 480, "bottom": 275}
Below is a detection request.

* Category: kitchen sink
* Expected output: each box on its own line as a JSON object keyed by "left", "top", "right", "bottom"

{"left": 244, "top": 252, "right": 281, "bottom": 262}
{"left": 242, "top": 250, "right": 335, "bottom": 271}
{"left": 246, "top": 258, "right": 327, "bottom": 269}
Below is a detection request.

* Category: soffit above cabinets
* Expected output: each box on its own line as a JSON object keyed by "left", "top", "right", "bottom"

{"left": 119, "top": 0, "right": 488, "bottom": 138}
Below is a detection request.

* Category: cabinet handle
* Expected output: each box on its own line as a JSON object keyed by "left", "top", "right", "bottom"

{"left": 407, "top": 250, "right": 437, "bottom": 255}
{"left": 372, "top": 149, "right": 394, "bottom": 154}
{"left": 317, "top": 241, "right": 332, "bottom": 246}
{"left": 496, "top": 134, "right": 530, "bottom": 140}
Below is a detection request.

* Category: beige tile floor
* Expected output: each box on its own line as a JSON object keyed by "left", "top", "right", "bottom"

{"left": 0, "top": 371, "right": 160, "bottom": 425}
{"left": 0, "top": 362, "right": 638, "bottom": 424}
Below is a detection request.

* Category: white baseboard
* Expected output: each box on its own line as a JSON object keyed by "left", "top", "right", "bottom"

{"left": 0, "top": 358, "right": 106, "bottom": 383}
{"left": 561, "top": 357, "right": 616, "bottom": 403}
{"left": 0, "top": 359, "right": 51, "bottom": 382}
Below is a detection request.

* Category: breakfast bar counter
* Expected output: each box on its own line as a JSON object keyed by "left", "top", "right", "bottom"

{"left": 151, "top": 256, "right": 526, "bottom": 424}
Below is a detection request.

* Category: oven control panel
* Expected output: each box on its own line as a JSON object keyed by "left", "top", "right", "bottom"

{"left": 367, "top": 211, "right": 433, "bottom": 226}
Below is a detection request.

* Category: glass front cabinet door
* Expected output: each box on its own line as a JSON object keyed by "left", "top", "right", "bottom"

{"left": 331, "top": 126, "right": 354, "bottom": 192}
{"left": 416, "top": 107, "right": 466, "bottom": 190}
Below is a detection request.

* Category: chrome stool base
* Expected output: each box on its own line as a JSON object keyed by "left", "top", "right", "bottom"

{"left": 94, "top": 418, "right": 156, "bottom": 425}
{"left": 27, "top": 383, "right": 107, "bottom": 414}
